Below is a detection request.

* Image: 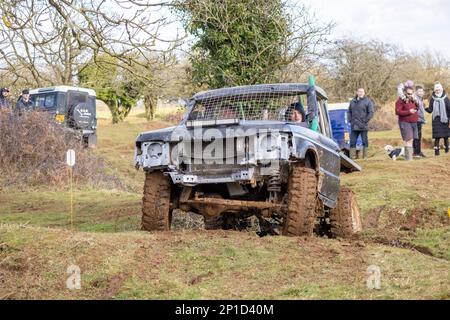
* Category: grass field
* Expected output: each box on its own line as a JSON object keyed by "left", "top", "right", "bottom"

{"left": 0, "top": 106, "right": 449, "bottom": 300}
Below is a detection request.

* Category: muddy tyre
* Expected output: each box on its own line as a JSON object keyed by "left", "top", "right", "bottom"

{"left": 282, "top": 167, "right": 318, "bottom": 237}
{"left": 330, "top": 188, "right": 362, "bottom": 238}
{"left": 142, "top": 171, "right": 172, "bottom": 231}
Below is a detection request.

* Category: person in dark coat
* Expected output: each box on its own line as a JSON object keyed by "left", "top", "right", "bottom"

{"left": 348, "top": 88, "right": 374, "bottom": 159}
{"left": 413, "top": 85, "right": 427, "bottom": 158}
{"left": 15, "top": 89, "right": 34, "bottom": 115}
{"left": 426, "top": 82, "right": 450, "bottom": 155}
{"left": 0, "top": 87, "right": 11, "bottom": 110}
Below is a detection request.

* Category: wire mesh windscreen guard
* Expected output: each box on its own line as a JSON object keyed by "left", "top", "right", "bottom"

{"left": 188, "top": 91, "right": 307, "bottom": 123}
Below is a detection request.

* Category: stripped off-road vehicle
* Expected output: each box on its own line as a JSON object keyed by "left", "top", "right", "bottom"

{"left": 134, "top": 79, "right": 363, "bottom": 238}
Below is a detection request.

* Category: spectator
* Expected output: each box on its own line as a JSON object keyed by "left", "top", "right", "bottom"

{"left": 413, "top": 85, "right": 427, "bottom": 158}
{"left": 426, "top": 82, "right": 450, "bottom": 156}
{"left": 348, "top": 88, "right": 374, "bottom": 159}
{"left": 15, "top": 89, "right": 34, "bottom": 115}
{"left": 397, "top": 80, "right": 417, "bottom": 103}
{"left": 0, "top": 87, "right": 11, "bottom": 110}
{"left": 395, "top": 87, "right": 419, "bottom": 161}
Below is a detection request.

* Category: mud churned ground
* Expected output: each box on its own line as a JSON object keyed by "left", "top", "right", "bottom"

{"left": 0, "top": 226, "right": 449, "bottom": 300}
{"left": 0, "top": 113, "right": 449, "bottom": 300}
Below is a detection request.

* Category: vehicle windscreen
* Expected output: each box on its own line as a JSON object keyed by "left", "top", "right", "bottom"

{"left": 31, "top": 93, "right": 57, "bottom": 111}
{"left": 188, "top": 92, "right": 307, "bottom": 122}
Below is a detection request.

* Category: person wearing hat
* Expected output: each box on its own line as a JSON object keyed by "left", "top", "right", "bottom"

{"left": 0, "top": 87, "right": 11, "bottom": 110}
{"left": 397, "top": 80, "right": 418, "bottom": 104}
{"left": 426, "top": 82, "right": 450, "bottom": 156}
{"left": 15, "top": 89, "right": 34, "bottom": 115}
{"left": 287, "top": 102, "right": 306, "bottom": 123}
{"left": 348, "top": 87, "right": 374, "bottom": 159}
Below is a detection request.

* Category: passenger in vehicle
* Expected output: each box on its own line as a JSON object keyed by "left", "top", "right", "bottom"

{"left": 219, "top": 103, "right": 237, "bottom": 119}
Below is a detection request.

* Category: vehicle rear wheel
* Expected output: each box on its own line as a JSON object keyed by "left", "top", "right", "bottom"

{"left": 329, "top": 188, "right": 363, "bottom": 238}
{"left": 282, "top": 167, "right": 318, "bottom": 237}
{"left": 142, "top": 171, "right": 172, "bottom": 231}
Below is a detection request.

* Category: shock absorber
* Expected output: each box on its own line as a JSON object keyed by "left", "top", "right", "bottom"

{"left": 268, "top": 174, "right": 281, "bottom": 203}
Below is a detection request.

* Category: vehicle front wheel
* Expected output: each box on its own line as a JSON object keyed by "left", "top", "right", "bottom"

{"left": 329, "top": 188, "right": 363, "bottom": 238}
{"left": 142, "top": 171, "right": 172, "bottom": 231}
{"left": 282, "top": 166, "right": 318, "bottom": 237}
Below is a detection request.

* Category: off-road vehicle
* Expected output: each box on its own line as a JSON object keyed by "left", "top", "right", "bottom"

{"left": 134, "top": 80, "right": 363, "bottom": 238}
{"left": 30, "top": 86, "right": 97, "bottom": 147}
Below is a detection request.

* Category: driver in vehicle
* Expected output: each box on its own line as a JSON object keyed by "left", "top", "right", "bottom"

{"left": 287, "top": 102, "right": 306, "bottom": 123}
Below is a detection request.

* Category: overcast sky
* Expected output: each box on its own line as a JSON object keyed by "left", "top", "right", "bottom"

{"left": 302, "top": 0, "right": 450, "bottom": 57}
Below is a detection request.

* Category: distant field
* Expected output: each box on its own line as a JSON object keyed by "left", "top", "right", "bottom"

{"left": 0, "top": 108, "right": 449, "bottom": 300}
{"left": 96, "top": 100, "right": 184, "bottom": 123}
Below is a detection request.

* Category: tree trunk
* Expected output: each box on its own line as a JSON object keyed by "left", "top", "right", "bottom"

{"left": 107, "top": 99, "right": 120, "bottom": 124}
{"left": 144, "top": 93, "right": 156, "bottom": 121}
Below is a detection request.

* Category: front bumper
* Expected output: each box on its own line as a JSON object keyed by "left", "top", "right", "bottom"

{"left": 168, "top": 168, "right": 255, "bottom": 186}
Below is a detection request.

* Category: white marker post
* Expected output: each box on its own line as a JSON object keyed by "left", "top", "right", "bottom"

{"left": 66, "top": 149, "right": 76, "bottom": 230}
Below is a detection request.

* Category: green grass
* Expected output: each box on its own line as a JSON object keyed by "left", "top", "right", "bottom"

{"left": 95, "top": 118, "right": 172, "bottom": 191}
{"left": 342, "top": 149, "right": 450, "bottom": 217}
{"left": 0, "top": 189, "right": 141, "bottom": 233}
{"left": 409, "top": 228, "right": 450, "bottom": 261}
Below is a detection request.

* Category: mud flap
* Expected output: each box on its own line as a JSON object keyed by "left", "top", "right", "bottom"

{"left": 340, "top": 152, "right": 362, "bottom": 173}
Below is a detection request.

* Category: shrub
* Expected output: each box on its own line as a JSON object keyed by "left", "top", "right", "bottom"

{"left": 0, "top": 110, "right": 122, "bottom": 188}
{"left": 369, "top": 104, "right": 398, "bottom": 131}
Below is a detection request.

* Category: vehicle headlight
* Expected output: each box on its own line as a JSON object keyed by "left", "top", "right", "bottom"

{"left": 148, "top": 142, "right": 163, "bottom": 158}
{"left": 142, "top": 142, "right": 170, "bottom": 168}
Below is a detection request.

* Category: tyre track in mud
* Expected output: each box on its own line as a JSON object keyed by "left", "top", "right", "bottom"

{"left": 359, "top": 205, "right": 450, "bottom": 262}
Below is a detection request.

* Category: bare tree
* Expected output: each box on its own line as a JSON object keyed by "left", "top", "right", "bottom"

{"left": 322, "top": 39, "right": 408, "bottom": 103}
{"left": 319, "top": 39, "right": 450, "bottom": 103}
{"left": 400, "top": 51, "right": 450, "bottom": 91}
{"left": 0, "top": 0, "right": 182, "bottom": 87}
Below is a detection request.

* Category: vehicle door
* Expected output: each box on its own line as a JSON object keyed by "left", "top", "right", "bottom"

{"left": 316, "top": 100, "right": 341, "bottom": 204}
{"left": 66, "top": 91, "right": 91, "bottom": 129}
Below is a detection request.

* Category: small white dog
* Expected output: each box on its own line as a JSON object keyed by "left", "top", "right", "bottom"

{"left": 385, "top": 145, "right": 405, "bottom": 161}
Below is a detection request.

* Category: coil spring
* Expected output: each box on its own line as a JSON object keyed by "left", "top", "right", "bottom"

{"left": 268, "top": 175, "right": 281, "bottom": 193}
